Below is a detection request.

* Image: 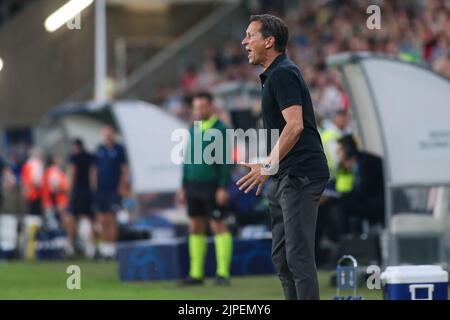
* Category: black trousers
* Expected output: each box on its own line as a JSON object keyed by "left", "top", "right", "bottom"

{"left": 268, "top": 174, "right": 328, "bottom": 300}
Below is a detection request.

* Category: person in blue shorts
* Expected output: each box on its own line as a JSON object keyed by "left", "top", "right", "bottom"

{"left": 92, "top": 125, "right": 129, "bottom": 259}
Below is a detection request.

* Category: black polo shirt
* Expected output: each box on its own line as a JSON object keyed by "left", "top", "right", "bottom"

{"left": 260, "top": 53, "right": 329, "bottom": 179}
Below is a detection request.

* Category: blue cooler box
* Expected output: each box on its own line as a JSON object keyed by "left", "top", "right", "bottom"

{"left": 381, "top": 265, "right": 448, "bottom": 300}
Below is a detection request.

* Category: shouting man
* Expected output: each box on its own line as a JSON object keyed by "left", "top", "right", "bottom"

{"left": 238, "top": 14, "right": 330, "bottom": 300}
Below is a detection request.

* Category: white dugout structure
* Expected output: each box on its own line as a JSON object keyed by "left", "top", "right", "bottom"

{"left": 327, "top": 52, "right": 450, "bottom": 266}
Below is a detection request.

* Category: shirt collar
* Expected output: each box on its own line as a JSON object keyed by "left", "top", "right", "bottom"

{"left": 200, "top": 116, "right": 218, "bottom": 132}
{"left": 259, "top": 52, "right": 287, "bottom": 84}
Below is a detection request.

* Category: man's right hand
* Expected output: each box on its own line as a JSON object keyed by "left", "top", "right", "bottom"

{"left": 176, "top": 188, "right": 186, "bottom": 206}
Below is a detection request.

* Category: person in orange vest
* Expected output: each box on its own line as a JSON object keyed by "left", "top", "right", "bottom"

{"left": 42, "top": 154, "right": 69, "bottom": 229}
{"left": 21, "top": 148, "right": 44, "bottom": 216}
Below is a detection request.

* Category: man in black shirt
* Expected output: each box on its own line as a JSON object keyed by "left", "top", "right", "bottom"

{"left": 65, "top": 138, "right": 95, "bottom": 257}
{"left": 238, "top": 14, "right": 329, "bottom": 300}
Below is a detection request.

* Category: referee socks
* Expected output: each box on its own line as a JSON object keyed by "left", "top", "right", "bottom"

{"left": 188, "top": 234, "right": 207, "bottom": 280}
{"left": 214, "top": 232, "right": 232, "bottom": 279}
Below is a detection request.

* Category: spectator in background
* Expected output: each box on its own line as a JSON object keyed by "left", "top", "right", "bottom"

{"left": 42, "top": 154, "right": 69, "bottom": 231}
{"left": 180, "top": 64, "right": 199, "bottom": 93}
{"left": 334, "top": 135, "right": 385, "bottom": 228}
{"left": 64, "top": 139, "right": 95, "bottom": 258}
{"left": 21, "top": 148, "right": 44, "bottom": 216}
{"left": 198, "top": 60, "right": 220, "bottom": 90}
{"left": 10, "top": 151, "right": 26, "bottom": 184}
{"left": 314, "top": 72, "right": 344, "bottom": 120}
{"left": 92, "top": 125, "right": 129, "bottom": 259}
{"left": 318, "top": 135, "right": 385, "bottom": 248}
{"left": 202, "top": 46, "right": 223, "bottom": 71}
{"left": 222, "top": 43, "right": 246, "bottom": 68}
{"left": 316, "top": 135, "right": 384, "bottom": 268}
{"left": 320, "top": 109, "right": 351, "bottom": 178}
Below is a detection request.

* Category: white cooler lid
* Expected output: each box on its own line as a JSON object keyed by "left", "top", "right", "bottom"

{"left": 381, "top": 265, "right": 449, "bottom": 284}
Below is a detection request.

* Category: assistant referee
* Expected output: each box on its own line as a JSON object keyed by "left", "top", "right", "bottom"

{"left": 177, "top": 91, "right": 233, "bottom": 286}
{"left": 237, "top": 14, "right": 330, "bottom": 300}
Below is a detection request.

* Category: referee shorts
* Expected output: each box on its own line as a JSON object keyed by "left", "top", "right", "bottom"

{"left": 185, "top": 182, "right": 227, "bottom": 220}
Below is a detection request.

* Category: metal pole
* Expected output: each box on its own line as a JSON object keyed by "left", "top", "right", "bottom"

{"left": 115, "top": 37, "right": 127, "bottom": 90}
{"left": 95, "top": 0, "right": 107, "bottom": 101}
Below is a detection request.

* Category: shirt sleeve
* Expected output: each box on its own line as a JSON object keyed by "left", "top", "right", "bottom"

{"left": 271, "top": 68, "right": 304, "bottom": 111}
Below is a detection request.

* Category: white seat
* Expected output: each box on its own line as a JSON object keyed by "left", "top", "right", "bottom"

{"left": 391, "top": 213, "right": 445, "bottom": 235}
{"left": 387, "top": 187, "right": 449, "bottom": 266}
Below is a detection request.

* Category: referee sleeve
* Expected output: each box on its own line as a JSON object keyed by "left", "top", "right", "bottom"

{"left": 271, "top": 68, "right": 305, "bottom": 111}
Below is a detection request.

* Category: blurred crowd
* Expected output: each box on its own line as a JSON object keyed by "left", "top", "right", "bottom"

{"left": 157, "top": 0, "right": 450, "bottom": 125}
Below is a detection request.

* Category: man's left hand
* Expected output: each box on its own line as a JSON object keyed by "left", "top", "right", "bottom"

{"left": 236, "top": 163, "right": 269, "bottom": 196}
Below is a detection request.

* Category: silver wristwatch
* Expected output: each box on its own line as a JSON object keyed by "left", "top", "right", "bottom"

{"left": 262, "top": 160, "right": 275, "bottom": 175}
{"left": 263, "top": 161, "right": 272, "bottom": 171}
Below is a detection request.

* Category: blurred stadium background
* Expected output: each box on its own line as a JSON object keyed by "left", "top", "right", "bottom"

{"left": 1, "top": 0, "right": 450, "bottom": 299}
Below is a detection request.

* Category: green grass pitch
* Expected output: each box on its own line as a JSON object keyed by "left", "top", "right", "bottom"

{"left": 0, "top": 260, "right": 386, "bottom": 300}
